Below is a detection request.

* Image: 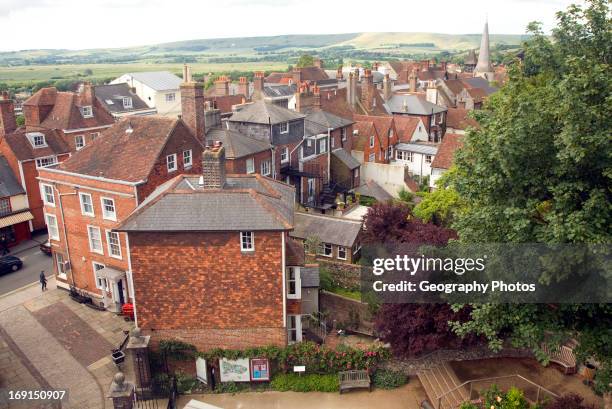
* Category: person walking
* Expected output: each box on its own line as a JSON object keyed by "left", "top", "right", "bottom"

{"left": 39, "top": 271, "right": 47, "bottom": 292}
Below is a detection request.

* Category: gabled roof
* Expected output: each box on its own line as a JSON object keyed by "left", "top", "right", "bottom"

{"left": 0, "top": 156, "right": 25, "bottom": 197}
{"left": 227, "top": 100, "right": 304, "bottom": 125}
{"left": 393, "top": 116, "right": 422, "bottom": 143}
{"left": 306, "top": 110, "right": 354, "bottom": 131}
{"left": 446, "top": 108, "right": 479, "bottom": 130}
{"left": 123, "top": 71, "right": 182, "bottom": 91}
{"left": 265, "top": 72, "right": 292, "bottom": 83}
{"left": 332, "top": 149, "right": 360, "bottom": 170}
{"left": 431, "top": 133, "right": 463, "bottom": 169}
{"left": 94, "top": 83, "right": 151, "bottom": 114}
{"left": 298, "top": 66, "right": 329, "bottom": 82}
{"left": 384, "top": 94, "right": 447, "bottom": 115}
{"left": 290, "top": 212, "right": 362, "bottom": 247}
{"left": 354, "top": 114, "right": 393, "bottom": 142}
{"left": 3, "top": 128, "right": 70, "bottom": 161}
{"left": 116, "top": 174, "right": 295, "bottom": 232}
{"left": 56, "top": 116, "right": 191, "bottom": 182}
{"left": 352, "top": 121, "right": 376, "bottom": 151}
{"left": 206, "top": 128, "right": 271, "bottom": 159}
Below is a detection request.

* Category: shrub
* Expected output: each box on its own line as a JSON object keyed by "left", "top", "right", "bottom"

{"left": 459, "top": 404, "right": 479, "bottom": 409}
{"left": 372, "top": 369, "right": 408, "bottom": 389}
{"left": 544, "top": 393, "right": 597, "bottom": 409}
{"left": 271, "top": 373, "right": 339, "bottom": 392}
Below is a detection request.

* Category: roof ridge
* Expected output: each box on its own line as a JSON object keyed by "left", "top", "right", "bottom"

{"left": 248, "top": 189, "right": 293, "bottom": 230}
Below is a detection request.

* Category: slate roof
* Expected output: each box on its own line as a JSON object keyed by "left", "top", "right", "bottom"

{"left": 304, "top": 119, "right": 328, "bottom": 136}
{"left": 384, "top": 94, "right": 446, "bottom": 115}
{"left": 227, "top": 100, "right": 304, "bottom": 125}
{"left": 206, "top": 128, "right": 271, "bottom": 159}
{"left": 306, "top": 110, "right": 354, "bottom": 130}
{"left": 393, "top": 116, "right": 422, "bottom": 143}
{"left": 301, "top": 266, "right": 320, "bottom": 287}
{"left": 124, "top": 71, "right": 182, "bottom": 91}
{"left": 395, "top": 142, "right": 438, "bottom": 155}
{"left": 354, "top": 180, "right": 393, "bottom": 202}
{"left": 462, "top": 77, "right": 498, "bottom": 95}
{"left": 431, "top": 133, "right": 463, "bottom": 169}
{"left": 446, "top": 108, "right": 479, "bottom": 130}
{"left": 56, "top": 116, "right": 188, "bottom": 182}
{"left": 332, "top": 149, "right": 360, "bottom": 170}
{"left": 94, "top": 83, "right": 151, "bottom": 114}
{"left": 263, "top": 84, "right": 297, "bottom": 98}
{"left": 0, "top": 156, "right": 25, "bottom": 197}
{"left": 116, "top": 174, "right": 295, "bottom": 232}
{"left": 290, "top": 212, "right": 362, "bottom": 247}
{"left": 3, "top": 128, "right": 70, "bottom": 161}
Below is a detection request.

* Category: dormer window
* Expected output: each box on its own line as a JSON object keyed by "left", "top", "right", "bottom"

{"left": 279, "top": 122, "right": 289, "bottom": 134}
{"left": 122, "top": 97, "right": 132, "bottom": 109}
{"left": 26, "top": 132, "right": 47, "bottom": 148}
{"left": 81, "top": 106, "right": 93, "bottom": 118}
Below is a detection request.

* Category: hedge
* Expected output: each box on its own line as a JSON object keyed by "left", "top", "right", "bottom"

{"left": 271, "top": 373, "right": 339, "bottom": 392}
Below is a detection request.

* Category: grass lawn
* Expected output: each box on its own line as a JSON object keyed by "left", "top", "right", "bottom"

{"left": 329, "top": 288, "right": 362, "bottom": 301}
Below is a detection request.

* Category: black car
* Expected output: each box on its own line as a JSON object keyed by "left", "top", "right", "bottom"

{"left": 0, "top": 256, "right": 23, "bottom": 275}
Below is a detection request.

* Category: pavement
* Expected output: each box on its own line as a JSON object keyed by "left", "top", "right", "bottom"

{"left": 0, "top": 278, "right": 134, "bottom": 409}
{"left": 0, "top": 232, "right": 52, "bottom": 296}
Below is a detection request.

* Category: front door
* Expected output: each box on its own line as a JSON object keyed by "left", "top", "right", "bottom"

{"left": 117, "top": 279, "right": 125, "bottom": 304}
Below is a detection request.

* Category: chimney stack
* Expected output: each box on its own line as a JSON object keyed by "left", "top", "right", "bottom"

{"left": 336, "top": 66, "right": 343, "bottom": 80}
{"left": 292, "top": 68, "right": 302, "bottom": 85}
{"left": 383, "top": 74, "right": 392, "bottom": 101}
{"left": 253, "top": 71, "right": 265, "bottom": 100}
{"left": 180, "top": 65, "right": 206, "bottom": 144}
{"left": 409, "top": 69, "right": 418, "bottom": 93}
{"left": 237, "top": 77, "right": 249, "bottom": 99}
{"left": 426, "top": 80, "right": 438, "bottom": 104}
{"left": 214, "top": 75, "right": 230, "bottom": 97}
{"left": 313, "top": 85, "right": 321, "bottom": 111}
{"left": 0, "top": 92, "right": 17, "bottom": 136}
{"left": 79, "top": 81, "right": 94, "bottom": 106}
{"left": 361, "top": 69, "right": 374, "bottom": 109}
{"left": 201, "top": 141, "right": 226, "bottom": 189}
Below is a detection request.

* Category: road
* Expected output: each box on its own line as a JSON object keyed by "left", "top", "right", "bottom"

{"left": 0, "top": 244, "right": 53, "bottom": 295}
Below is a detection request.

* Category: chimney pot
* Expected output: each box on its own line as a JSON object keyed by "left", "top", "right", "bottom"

{"left": 201, "top": 145, "right": 226, "bottom": 189}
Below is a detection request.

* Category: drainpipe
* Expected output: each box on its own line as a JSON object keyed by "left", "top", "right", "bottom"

{"left": 327, "top": 128, "right": 332, "bottom": 184}
{"left": 57, "top": 188, "right": 77, "bottom": 287}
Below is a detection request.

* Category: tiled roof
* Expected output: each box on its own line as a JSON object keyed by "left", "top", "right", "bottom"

{"left": 354, "top": 114, "right": 393, "bottom": 144}
{"left": 446, "top": 108, "right": 478, "bottom": 130}
{"left": 116, "top": 174, "right": 295, "bottom": 232}
{"left": 305, "top": 110, "right": 353, "bottom": 130}
{"left": 0, "top": 156, "right": 25, "bottom": 197}
{"left": 332, "top": 149, "right": 360, "bottom": 170}
{"left": 352, "top": 121, "right": 375, "bottom": 151}
{"left": 393, "top": 116, "right": 421, "bottom": 143}
{"left": 290, "top": 212, "right": 362, "bottom": 247}
{"left": 228, "top": 100, "right": 304, "bottom": 125}
{"left": 265, "top": 72, "right": 292, "bottom": 83}
{"left": 206, "top": 128, "right": 271, "bottom": 159}
{"left": 320, "top": 88, "right": 355, "bottom": 120}
{"left": 94, "top": 83, "right": 151, "bottom": 114}
{"left": 57, "top": 116, "right": 187, "bottom": 182}
{"left": 431, "top": 133, "right": 463, "bottom": 169}
{"left": 3, "top": 128, "right": 70, "bottom": 161}
{"left": 124, "top": 71, "right": 182, "bottom": 91}
{"left": 299, "top": 66, "right": 329, "bottom": 82}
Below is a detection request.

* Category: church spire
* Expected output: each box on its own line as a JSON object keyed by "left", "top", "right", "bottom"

{"left": 474, "top": 20, "right": 493, "bottom": 75}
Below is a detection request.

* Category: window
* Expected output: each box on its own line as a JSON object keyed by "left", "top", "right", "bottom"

{"left": 280, "top": 147, "right": 289, "bottom": 163}
{"left": 106, "top": 230, "right": 122, "bottom": 259}
{"left": 29, "top": 132, "right": 46, "bottom": 147}
{"left": 369, "top": 135, "right": 375, "bottom": 148}
{"left": 87, "top": 226, "right": 103, "bottom": 254}
{"left": 261, "top": 160, "right": 271, "bottom": 176}
{"left": 388, "top": 146, "right": 393, "bottom": 160}
{"left": 396, "top": 151, "right": 413, "bottom": 162}
{"left": 240, "top": 231, "right": 254, "bottom": 252}
{"left": 318, "top": 138, "right": 327, "bottom": 154}
{"left": 319, "top": 243, "right": 332, "bottom": 257}
{"left": 341, "top": 128, "right": 347, "bottom": 141}
{"left": 388, "top": 129, "right": 394, "bottom": 138}
{"left": 279, "top": 122, "right": 289, "bottom": 134}
{"left": 438, "top": 112, "right": 444, "bottom": 124}
{"left": 331, "top": 136, "right": 335, "bottom": 149}
{"left": 93, "top": 262, "right": 108, "bottom": 291}
{"left": 166, "top": 154, "right": 177, "bottom": 172}
{"left": 368, "top": 152, "right": 375, "bottom": 162}
{"left": 425, "top": 155, "right": 433, "bottom": 164}
{"left": 0, "top": 198, "right": 11, "bottom": 216}
{"left": 101, "top": 197, "right": 116, "bottom": 221}
{"left": 79, "top": 193, "right": 94, "bottom": 216}
{"left": 56, "top": 253, "right": 67, "bottom": 278}
{"left": 246, "top": 158, "right": 255, "bottom": 174}
{"left": 91, "top": 132, "right": 100, "bottom": 140}
{"left": 165, "top": 93, "right": 176, "bottom": 102}
{"left": 287, "top": 267, "right": 301, "bottom": 299}
{"left": 122, "top": 97, "right": 133, "bottom": 109}
{"left": 287, "top": 315, "right": 301, "bottom": 343}
{"left": 81, "top": 106, "right": 93, "bottom": 118}
{"left": 338, "top": 246, "right": 347, "bottom": 260}
{"left": 46, "top": 214, "right": 59, "bottom": 240}
{"left": 36, "top": 156, "right": 57, "bottom": 168}
{"left": 75, "top": 135, "right": 85, "bottom": 150}
{"left": 183, "top": 150, "right": 192, "bottom": 168}
{"left": 354, "top": 168, "right": 359, "bottom": 179}
{"left": 41, "top": 183, "right": 55, "bottom": 206}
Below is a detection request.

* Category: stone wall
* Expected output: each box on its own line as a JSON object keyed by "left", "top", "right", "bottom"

{"left": 319, "top": 260, "right": 361, "bottom": 289}
{"left": 320, "top": 291, "right": 373, "bottom": 335}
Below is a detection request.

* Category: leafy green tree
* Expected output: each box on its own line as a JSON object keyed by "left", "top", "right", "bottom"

{"left": 296, "top": 54, "right": 315, "bottom": 68}
{"left": 448, "top": 0, "right": 611, "bottom": 390}
{"left": 413, "top": 170, "right": 465, "bottom": 226}
{"left": 15, "top": 115, "right": 25, "bottom": 127}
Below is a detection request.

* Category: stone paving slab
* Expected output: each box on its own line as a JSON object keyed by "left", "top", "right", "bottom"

{"left": 31, "top": 302, "right": 113, "bottom": 367}
{"left": 0, "top": 306, "right": 104, "bottom": 409}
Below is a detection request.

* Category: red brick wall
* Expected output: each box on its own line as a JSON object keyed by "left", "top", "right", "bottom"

{"left": 225, "top": 150, "right": 272, "bottom": 175}
{"left": 128, "top": 231, "right": 286, "bottom": 350}
{"left": 60, "top": 128, "right": 109, "bottom": 153}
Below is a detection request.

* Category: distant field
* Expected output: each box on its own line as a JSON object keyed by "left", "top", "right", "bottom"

{"left": 0, "top": 61, "right": 288, "bottom": 85}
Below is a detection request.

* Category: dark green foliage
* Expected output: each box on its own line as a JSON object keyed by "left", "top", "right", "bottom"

{"left": 372, "top": 369, "right": 408, "bottom": 389}
{"left": 271, "top": 373, "right": 339, "bottom": 392}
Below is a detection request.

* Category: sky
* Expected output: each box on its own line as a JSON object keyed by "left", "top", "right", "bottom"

{"left": 0, "top": 0, "right": 579, "bottom": 52}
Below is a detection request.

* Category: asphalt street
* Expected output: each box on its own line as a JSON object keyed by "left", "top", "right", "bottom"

{"left": 0, "top": 244, "right": 53, "bottom": 295}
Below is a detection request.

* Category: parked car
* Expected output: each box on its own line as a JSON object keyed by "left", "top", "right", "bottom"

{"left": 0, "top": 256, "right": 23, "bottom": 275}
{"left": 40, "top": 241, "right": 52, "bottom": 256}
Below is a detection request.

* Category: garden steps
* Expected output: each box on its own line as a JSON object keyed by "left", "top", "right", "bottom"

{"left": 417, "top": 362, "right": 468, "bottom": 409}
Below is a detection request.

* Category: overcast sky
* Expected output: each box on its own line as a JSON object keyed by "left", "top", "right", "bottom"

{"left": 0, "top": 0, "right": 578, "bottom": 52}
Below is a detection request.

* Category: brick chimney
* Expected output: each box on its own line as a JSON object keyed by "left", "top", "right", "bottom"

{"left": 253, "top": 71, "right": 265, "bottom": 100}
{"left": 79, "top": 81, "right": 94, "bottom": 106}
{"left": 313, "top": 85, "right": 321, "bottom": 111}
{"left": 336, "top": 66, "right": 343, "bottom": 80}
{"left": 346, "top": 72, "right": 353, "bottom": 107}
{"left": 383, "top": 74, "right": 392, "bottom": 101}
{"left": 201, "top": 141, "right": 226, "bottom": 189}
{"left": 180, "top": 65, "right": 206, "bottom": 144}
{"left": 351, "top": 69, "right": 358, "bottom": 106}
{"left": 0, "top": 92, "right": 17, "bottom": 136}
{"left": 292, "top": 68, "right": 302, "bottom": 85}
{"left": 409, "top": 69, "right": 418, "bottom": 93}
{"left": 214, "top": 75, "right": 230, "bottom": 97}
{"left": 372, "top": 61, "right": 379, "bottom": 72}
{"left": 361, "top": 69, "right": 374, "bottom": 109}
{"left": 237, "top": 77, "right": 249, "bottom": 98}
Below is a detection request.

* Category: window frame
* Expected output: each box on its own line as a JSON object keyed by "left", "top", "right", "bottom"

{"left": 369, "top": 135, "right": 375, "bottom": 148}
{"left": 246, "top": 158, "right": 255, "bottom": 174}
{"left": 287, "top": 266, "right": 301, "bottom": 299}
{"left": 87, "top": 225, "right": 104, "bottom": 255}
{"left": 319, "top": 242, "right": 333, "bottom": 258}
{"left": 240, "top": 231, "right": 254, "bottom": 252}
{"left": 337, "top": 246, "right": 347, "bottom": 260}
{"left": 165, "top": 93, "right": 176, "bottom": 102}
{"left": 166, "top": 153, "right": 177, "bottom": 172}
{"left": 0, "top": 198, "right": 11, "bottom": 216}
{"left": 122, "top": 97, "right": 133, "bottom": 109}
{"left": 279, "top": 122, "right": 289, "bottom": 134}
{"left": 183, "top": 149, "right": 193, "bottom": 168}
{"left": 41, "top": 183, "right": 55, "bottom": 207}
{"left": 93, "top": 261, "right": 108, "bottom": 291}
{"left": 280, "top": 147, "right": 289, "bottom": 163}
{"left": 56, "top": 253, "right": 67, "bottom": 279}
{"left": 79, "top": 192, "right": 94, "bottom": 217}
{"left": 318, "top": 137, "right": 327, "bottom": 154}
{"left": 100, "top": 197, "right": 117, "bottom": 221}
{"left": 75, "top": 135, "right": 85, "bottom": 150}
{"left": 45, "top": 213, "right": 60, "bottom": 241}
{"left": 368, "top": 152, "right": 375, "bottom": 162}
{"left": 106, "top": 230, "right": 122, "bottom": 260}
{"left": 33, "top": 134, "right": 46, "bottom": 147}
{"left": 261, "top": 160, "right": 271, "bottom": 176}
{"left": 81, "top": 105, "right": 93, "bottom": 118}
{"left": 35, "top": 156, "right": 58, "bottom": 169}
{"left": 341, "top": 127, "right": 347, "bottom": 141}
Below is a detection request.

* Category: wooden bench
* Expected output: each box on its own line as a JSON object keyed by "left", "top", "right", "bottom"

{"left": 542, "top": 343, "right": 577, "bottom": 375}
{"left": 339, "top": 370, "right": 371, "bottom": 394}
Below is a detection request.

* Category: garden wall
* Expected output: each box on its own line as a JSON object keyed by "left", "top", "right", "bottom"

{"left": 318, "top": 260, "right": 362, "bottom": 290}
{"left": 320, "top": 291, "right": 374, "bottom": 335}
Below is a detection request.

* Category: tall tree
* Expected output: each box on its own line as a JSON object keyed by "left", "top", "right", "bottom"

{"left": 296, "top": 54, "right": 315, "bottom": 68}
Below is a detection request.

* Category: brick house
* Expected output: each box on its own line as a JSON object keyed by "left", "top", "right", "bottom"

{"left": 115, "top": 143, "right": 315, "bottom": 350}
{"left": 0, "top": 155, "right": 34, "bottom": 247}
{"left": 381, "top": 93, "right": 447, "bottom": 142}
{"left": 205, "top": 128, "right": 273, "bottom": 175}
{"left": 37, "top": 115, "right": 203, "bottom": 310}
{"left": 351, "top": 115, "right": 399, "bottom": 165}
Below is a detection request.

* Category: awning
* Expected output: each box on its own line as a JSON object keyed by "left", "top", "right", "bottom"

{"left": 0, "top": 211, "right": 34, "bottom": 229}
{"left": 95, "top": 266, "right": 126, "bottom": 282}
